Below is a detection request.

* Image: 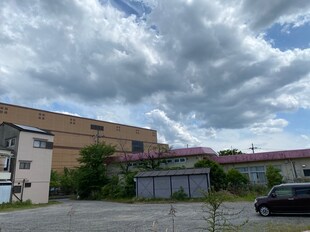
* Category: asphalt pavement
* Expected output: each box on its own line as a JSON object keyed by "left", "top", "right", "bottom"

{"left": 0, "top": 199, "right": 309, "bottom": 231}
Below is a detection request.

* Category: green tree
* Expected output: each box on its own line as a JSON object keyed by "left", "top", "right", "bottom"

{"left": 137, "top": 145, "right": 172, "bottom": 170}
{"left": 266, "top": 165, "right": 283, "bottom": 188}
{"left": 50, "top": 170, "right": 60, "bottom": 189}
{"left": 218, "top": 149, "right": 243, "bottom": 156}
{"left": 226, "top": 168, "right": 249, "bottom": 194}
{"left": 60, "top": 167, "right": 78, "bottom": 195}
{"left": 76, "top": 142, "right": 115, "bottom": 199}
{"left": 122, "top": 171, "right": 137, "bottom": 197}
{"left": 194, "top": 160, "right": 227, "bottom": 191}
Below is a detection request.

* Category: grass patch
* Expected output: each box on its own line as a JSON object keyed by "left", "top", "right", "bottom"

{"left": 101, "top": 191, "right": 260, "bottom": 204}
{"left": 0, "top": 200, "right": 61, "bottom": 212}
{"left": 247, "top": 222, "right": 310, "bottom": 232}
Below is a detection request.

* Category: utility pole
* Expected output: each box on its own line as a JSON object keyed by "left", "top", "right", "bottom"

{"left": 249, "top": 143, "right": 258, "bottom": 153}
{"left": 90, "top": 124, "right": 104, "bottom": 144}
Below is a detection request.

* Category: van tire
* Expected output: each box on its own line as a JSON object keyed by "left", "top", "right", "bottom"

{"left": 259, "top": 205, "right": 270, "bottom": 217}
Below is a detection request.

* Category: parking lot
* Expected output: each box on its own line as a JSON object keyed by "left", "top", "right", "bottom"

{"left": 0, "top": 199, "right": 309, "bottom": 231}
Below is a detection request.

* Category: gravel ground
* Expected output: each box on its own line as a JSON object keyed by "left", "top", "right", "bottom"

{"left": 0, "top": 199, "right": 309, "bottom": 232}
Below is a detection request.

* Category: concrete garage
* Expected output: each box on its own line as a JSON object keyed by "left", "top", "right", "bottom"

{"left": 135, "top": 168, "right": 210, "bottom": 198}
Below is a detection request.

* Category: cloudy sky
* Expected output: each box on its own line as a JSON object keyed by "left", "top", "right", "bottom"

{"left": 1, "top": 0, "right": 310, "bottom": 153}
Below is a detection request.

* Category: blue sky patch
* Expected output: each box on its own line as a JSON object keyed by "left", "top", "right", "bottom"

{"left": 278, "top": 109, "right": 310, "bottom": 134}
{"left": 265, "top": 23, "right": 310, "bottom": 51}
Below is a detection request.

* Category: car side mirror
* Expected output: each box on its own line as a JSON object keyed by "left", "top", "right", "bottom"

{"left": 271, "top": 193, "right": 277, "bottom": 198}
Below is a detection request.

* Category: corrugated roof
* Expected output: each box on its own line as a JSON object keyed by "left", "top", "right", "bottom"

{"left": 135, "top": 168, "right": 210, "bottom": 178}
{"left": 111, "top": 147, "right": 217, "bottom": 163}
{"left": 214, "top": 149, "right": 310, "bottom": 164}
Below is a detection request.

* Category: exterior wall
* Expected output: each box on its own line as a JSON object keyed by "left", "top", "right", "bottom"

{"left": 122, "top": 155, "right": 205, "bottom": 172}
{"left": 136, "top": 174, "right": 209, "bottom": 198}
{"left": 159, "top": 156, "right": 202, "bottom": 169}
{"left": 13, "top": 131, "right": 53, "bottom": 204}
{"left": 222, "top": 158, "right": 310, "bottom": 184}
{"left": 0, "top": 102, "right": 163, "bottom": 172}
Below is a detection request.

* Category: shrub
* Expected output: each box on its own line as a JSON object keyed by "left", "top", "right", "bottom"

{"left": 226, "top": 169, "right": 249, "bottom": 194}
{"left": 60, "top": 168, "right": 78, "bottom": 195}
{"left": 266, "top": 165, "right": 283, "bottom": 188}
{"left": 102, "top": 175, "right": 123, "bottom": 199}
{"left": 194, "top": 159, "right": 227, "bottom": 191}
{"left": 171, "top": 186, "right": 188, "bottom": 200}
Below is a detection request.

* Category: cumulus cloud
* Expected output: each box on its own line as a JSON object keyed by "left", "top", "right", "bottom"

{"left": 250, "top": 118, "right": 289, "bottom": 134}
{"left": 239, "top": 0, "right": 310, "bottom": 30}
{"left": 146, "top": 109, "right": 200, "bottom": 147}
{"left": 1, "top": 0, "right": 310, "bottom": 150}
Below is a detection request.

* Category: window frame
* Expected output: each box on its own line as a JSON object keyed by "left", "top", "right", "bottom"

{"left": 303, "top": 169, "right": 310, "bottom": 177}
{"left": 33, "top": 139, "right": 47, "bottom": 148}
{"left": 5, "top": 137, "right": 16, "bottom": 147}
{"left": 19, "top": 160, "right": 32, "bottom": 170}
{"left": 132, "top": 140, "right": 144, "bottom": 153}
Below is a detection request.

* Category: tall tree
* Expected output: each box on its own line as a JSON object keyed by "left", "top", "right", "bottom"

{"left": 266, "top": 165, "right": 283, "bottom": 188}
{"left": 76, "top": 142, "right": 115, "bottom": 199}
{"left": 194, "top": 159, "right": 227, "bottom": 191}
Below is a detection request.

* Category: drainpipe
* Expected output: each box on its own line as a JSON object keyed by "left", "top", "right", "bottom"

{"left": 20, "top": 179, "right": 26, "bottom": 202}
{"left": 289, "top": 159, "right": 297, "bottom": 180}
{"left": 9, "top": 153, "right": 16, "bottom": 203}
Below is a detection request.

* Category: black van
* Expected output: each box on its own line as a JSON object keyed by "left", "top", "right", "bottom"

{"left": 254, "top": 183, "right": 310, "bottom": 216}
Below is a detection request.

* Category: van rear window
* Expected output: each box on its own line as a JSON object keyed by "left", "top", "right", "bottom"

{"left": 295, "top": 187, "right": 310, "bottom": 197}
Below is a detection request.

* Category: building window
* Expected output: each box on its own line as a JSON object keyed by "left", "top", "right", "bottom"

{"left": 19, "top": 161, "right": 31, "bottom": 169}
{"left": 235, "top": 166, "right": 267, "bottom": 184}
{"left": 5, "top": 137, "right": 16, "bottom": 147}
{"left": 136, "top": 129, "right": 140, "bottom": 134}
{"left": 132, "top": 140, "right": 144, "bottom": 153}
{"left": 116, "top": 126, "right": 121, "bottom": 132}
{"left": 33, "top": 139, "right": 47, "bottom": 148}
{"left": 3, "top": 158, "right": 9, "bottom": 171}
{"left": 303, "top": 169, "right": 310, "bottom": 177}
{"left": 25, "top": 183, "right": 32, "bottom": 188}
{"left": 173, "top": 158, "right": 186, "bottom": 163}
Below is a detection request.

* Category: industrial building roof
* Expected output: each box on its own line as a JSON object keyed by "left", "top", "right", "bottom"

{"left": 113, "top": 146, "right": 217, "bottom": 163}
{"left": 214, "top": 149, "right": 310, "bottom": 164}
{"left": 135, "top": 168, "right": 210, "bottom": 178}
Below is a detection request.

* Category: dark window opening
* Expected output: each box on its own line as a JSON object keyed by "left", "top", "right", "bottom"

{"left": 132, "top": 140, "right": 144, "bottom": 153}
{"left": 90, "top": 124, "right": 104, "bottom": 131}
{"left": 303, "top": 169, "right": 310, "bottom": 177}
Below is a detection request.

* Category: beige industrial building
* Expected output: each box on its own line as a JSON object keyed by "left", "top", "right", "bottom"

{"left": 0, "top": 102, "right": 165, "bottom": 172}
